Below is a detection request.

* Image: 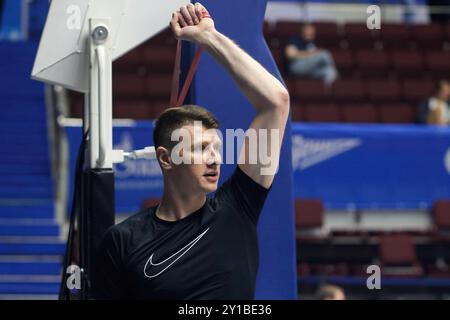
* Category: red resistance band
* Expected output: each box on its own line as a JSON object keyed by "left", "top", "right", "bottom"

{"left": 169, "top": 41, "right": 203, "bottom": 107}
{"left": 169, "top": 11, "right": 211, "bottom": 107}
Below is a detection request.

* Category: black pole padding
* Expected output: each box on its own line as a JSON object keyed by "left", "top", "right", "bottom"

{"left": 80, "top": 169, "right": 115, "bottom": 300}
{"left": 59, "top": 132, "right": 88, "bottom": 300}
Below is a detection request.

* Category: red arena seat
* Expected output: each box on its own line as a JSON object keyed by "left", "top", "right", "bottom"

{"left": 295, "top": 199, "right": 324, "bottom": 229}
{"left": 366, "top": 80, "right": 401, "bottom": 102}
{"left": 331, "top": 79, "right": 366, "bottom": 102}
{"left": 379, "top": 104, "right": 416, "bottom": 123}
{"left": 342, "top": 104, "right": 378, "bottom": 123}
{"left": 304, "top": 104, "right": 341, "bottom": 122}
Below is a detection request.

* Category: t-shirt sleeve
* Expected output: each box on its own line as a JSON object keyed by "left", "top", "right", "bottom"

{"left": 287, "top": 36, "right": 306, "bottom": 50}
{"left": 91, "top": 226, "right": 127, "bottom": 300}
{"left": 215, "top": 166, "right": 272, "bottom": 225}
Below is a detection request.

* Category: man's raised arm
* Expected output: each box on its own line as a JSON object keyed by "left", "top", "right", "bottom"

{"left": 171, "top": 3, "right": 290, "bottom": 188}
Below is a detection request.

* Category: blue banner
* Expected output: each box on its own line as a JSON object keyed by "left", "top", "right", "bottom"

{"left": 65, "top": 122, "right": 450, "bottom": 213}
{"left": 292, "top": 123, "right": 450, "bottom": 210}
{"left": 267, "top": 0, "right": 426, "bottom": 4}
{"left": 65, "top": 122, "right": 163, "bottom": 214}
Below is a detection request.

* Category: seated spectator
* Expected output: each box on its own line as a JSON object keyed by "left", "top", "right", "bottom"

{"left": 316, "top": 284, "right": 346, "bottom": 300}
{"left": 418, "top": 79, "right": 450, "bottom": 125}
{"left": 284, "top": 23, "right": 338, "bottom": 87}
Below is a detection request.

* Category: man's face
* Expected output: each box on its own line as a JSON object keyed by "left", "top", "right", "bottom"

{"left": 301, "top": 25, "right": 316, "bottom": 42}
{"left": 170, "top": 124, "right": 222, "bottom": 194}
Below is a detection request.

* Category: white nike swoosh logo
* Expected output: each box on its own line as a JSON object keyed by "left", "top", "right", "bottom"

{"left": 143, "top": 228, "right": 210, "bottom": 279}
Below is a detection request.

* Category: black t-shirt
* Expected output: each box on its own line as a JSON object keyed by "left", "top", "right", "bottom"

{"left": 287, "top": 36, "right": 317, "bottom": 52}
{"left": 91, "top": 166, "right": 271, "bottom": 300}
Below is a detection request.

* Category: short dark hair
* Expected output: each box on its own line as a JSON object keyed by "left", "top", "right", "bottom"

{"left": 153, "top": 104, "right": 219, "bottom": 149}
{"left": 435, "top": 79, "right": 449, "bottom": 94}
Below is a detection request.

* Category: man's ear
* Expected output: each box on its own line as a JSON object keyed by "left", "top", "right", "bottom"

{"left": 156, "top": 146, "right": 172, "bottom": 170}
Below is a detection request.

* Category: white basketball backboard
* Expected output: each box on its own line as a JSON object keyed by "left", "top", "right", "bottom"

{"left": 32, "top": 0, "right": 185, "bottom": 92}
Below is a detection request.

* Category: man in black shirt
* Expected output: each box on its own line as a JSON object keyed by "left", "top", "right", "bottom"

{"left": 92, "top": 2, "right": 290, "bottom": 300}
{"left": 285, "top": 23, "right": 338, "bottom": 87}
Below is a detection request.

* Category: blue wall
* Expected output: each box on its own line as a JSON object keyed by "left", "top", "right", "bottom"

{"left": 191, "top": 0, "right": 298, "bottom": 300}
